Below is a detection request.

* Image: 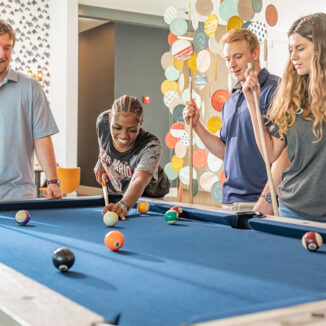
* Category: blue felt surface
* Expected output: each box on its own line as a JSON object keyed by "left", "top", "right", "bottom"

{"left": 0, "top": 199, "right": 326, "bottom": 326}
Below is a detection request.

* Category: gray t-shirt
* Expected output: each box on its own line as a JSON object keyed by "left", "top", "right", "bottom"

{"left": 96, "top": 110, "right": 170, "bottom": 197}
{"left": 269, "top": 113, "right": 326, "bottom": 221}
{"left": 0, "top": 69, "right": 59, "bottom": 200}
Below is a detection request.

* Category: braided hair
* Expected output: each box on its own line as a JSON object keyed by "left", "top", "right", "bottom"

{"left": 111, "top": 95, "right": 143, "bottom": 123}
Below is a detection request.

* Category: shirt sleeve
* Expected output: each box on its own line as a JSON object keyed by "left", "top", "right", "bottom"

{"left": 134, "top": 139, "right": 162, "bottom": 180}
{"left": 32, "top": 79, "right": 59, "bottom": 139}
{"left": 219, "top": 103, "right": 227, "bottom": 143}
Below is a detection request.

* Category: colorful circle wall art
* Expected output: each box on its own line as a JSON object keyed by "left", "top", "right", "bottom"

{"left": 265, "top": 4, "right": 278, "bottom": 27}
{"left": 171, "top": 40, "right": 193, "bottom": 61}
{"left": 169, "top": 18, "right": 188, "bottom": 36}
{"left": 194, "top": 73, "right": 207, "bottom": 90}
{"left": 164, "top": 6, "right": 177, "bottom": 24}
{"left": 196, "top": 0, "right": 214, "bottom": 16}
{"left": 211, "top": 89, "right": 231, "bottom": 112}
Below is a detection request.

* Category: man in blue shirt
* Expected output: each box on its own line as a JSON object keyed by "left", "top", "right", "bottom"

{"left": 183, "top": 29, "right": 280, "bottom": 212}
{"left": 0, "top": 20, "right": 62, "bottom": 200}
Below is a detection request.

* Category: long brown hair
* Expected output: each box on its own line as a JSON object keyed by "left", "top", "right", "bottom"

{"left": 268, "top": 13, "right": 326, "bottom": 141}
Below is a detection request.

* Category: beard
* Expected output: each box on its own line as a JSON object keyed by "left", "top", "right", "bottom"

{"left": 0, "top": 62, "right": 9, "bottom": 78}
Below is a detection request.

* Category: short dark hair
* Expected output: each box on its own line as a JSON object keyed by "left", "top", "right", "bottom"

{"left": 0, "top": 20, "right": 16, "bottom": 47}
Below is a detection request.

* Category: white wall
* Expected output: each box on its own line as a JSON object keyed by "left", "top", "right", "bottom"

{"left": 49, "top": 0, "right": 79, "bottom": 168}
{"left": 256, "top": 0, "right": 326, "bottom": 77}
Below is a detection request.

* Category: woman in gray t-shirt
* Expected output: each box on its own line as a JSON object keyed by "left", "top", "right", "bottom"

{"left": 244, "top": 13, "right": 326, "bottom": 222}
{"left": 94, "top": 95, "right": 170, "bottom": 220}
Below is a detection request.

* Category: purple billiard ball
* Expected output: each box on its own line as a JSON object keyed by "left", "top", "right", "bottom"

{"left": 15, "top": 210, "right": 31, "bottom": 225}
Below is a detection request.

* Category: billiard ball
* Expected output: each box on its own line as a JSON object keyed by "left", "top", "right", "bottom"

{"left": 103, "top": 211, "right": 119, "bottom": 227}
{"left": 302, "top": 232, "right": 323, "bottom": 252}
{"left": 137, "top": 201, "right": 149, "bottom": 214}
{"left": 105, "top": 230, "right": 125, "bottom": 251}
{"left": 164, "top": 209, "right": 178, "bottom": 224}
{"left": 171, "top": 206, "right": 183, "bottom": 218}
{"left": 15, "top": 210, "right": 31, "bottom": 225}
{"left": 52, "top": 247, "right": 75, "bottom": 272}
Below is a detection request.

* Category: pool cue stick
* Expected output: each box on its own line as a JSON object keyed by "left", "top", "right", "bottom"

{"left": 188, "top": 0, "right": 191, "bottom": 32}
{"left": 177, "top": 178, "right": 183, "bottom": 202}
{"left": 248, "top": 63, "right": 279, "bottom": 216}
{"left": 102, "top": 173, "right": 109, "bottom": 206}
{"left": 189, "top": 68, "right": 193, "bottom": 204}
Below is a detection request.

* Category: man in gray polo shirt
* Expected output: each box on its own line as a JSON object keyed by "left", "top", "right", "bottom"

{"left": 0, "top": 20, "right": 62, "bottom": 200}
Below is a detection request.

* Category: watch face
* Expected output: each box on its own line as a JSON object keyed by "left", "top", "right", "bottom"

{"left": 47, "top": 179, "right": 61, "bottom": 186}
{"left": 265, "top": 192, "right": 272, "bottom": 203}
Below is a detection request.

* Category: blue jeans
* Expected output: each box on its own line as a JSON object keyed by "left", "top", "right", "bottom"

{"left": 279, "top": 202, "right": 306, "bottom": 220}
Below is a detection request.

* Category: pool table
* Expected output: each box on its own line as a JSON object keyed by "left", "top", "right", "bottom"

{"left": 0, "top": 196, "right": 326, "bottom": 326}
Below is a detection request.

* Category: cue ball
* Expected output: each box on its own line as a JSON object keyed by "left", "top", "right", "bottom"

{"left": 105, "top": 230, "right": 125, "bottom": 251}
{"left": 164, "top": 209, "right": 178, "bottom": 224}
{"left": 137, "top": 201, "right": 149, "bottom": 214}
{"left": 103, "top": 211, "right": 119, "bottom": 227}
{"left": 15, "top": 210, "right": 31, "bottom": 225}
{"left": 171, "top": 206, "right": 183, "bottom": 218}
{"left": 302, "top": 232, "right": 323, "bottom": 252}
{"left": 52, "top": 248, "right": 75, "bottom": 272}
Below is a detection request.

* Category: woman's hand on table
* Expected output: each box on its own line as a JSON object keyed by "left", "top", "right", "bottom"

{"left": 102, "top": 203, "right": 127, "bottom": 220}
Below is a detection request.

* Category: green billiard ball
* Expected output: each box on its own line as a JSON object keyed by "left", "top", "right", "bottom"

{"left": 164, "top": 209, "right": 178, "bottom": 224}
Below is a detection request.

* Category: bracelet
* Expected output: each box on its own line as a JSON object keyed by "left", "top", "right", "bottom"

{"left": 117, "top": 200, "right": 130, "bottom": 214}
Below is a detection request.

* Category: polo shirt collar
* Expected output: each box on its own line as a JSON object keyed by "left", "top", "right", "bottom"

{"left": 0, "top": 68, "right": 18, "bottom": 88}
{"left": 231, "top": 67, "right": 269, "bottom": 94}
{"left": 7, "top": 68, "right": 18, "bottom": 82}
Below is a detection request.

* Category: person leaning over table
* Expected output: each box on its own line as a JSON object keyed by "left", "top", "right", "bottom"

{"left": 94, "top": 95, "right": 170, "bottom": 220}
{"left": 183, "top": 28, "right": 282, "bottom": 214}
{"left": 243, "top": 13, "right": 326, "bottom": 222}
{"left": 0, "top": 20, "right": 62, "bottom": 200}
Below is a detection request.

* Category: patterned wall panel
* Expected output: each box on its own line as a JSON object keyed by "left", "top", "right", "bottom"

{"left": 1, "top": 0, "right": 50, "bottom": 95}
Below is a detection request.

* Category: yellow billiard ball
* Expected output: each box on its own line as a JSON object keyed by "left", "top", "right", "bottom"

{"left": 137, "top": 201, "right": 150, "bottom": 214}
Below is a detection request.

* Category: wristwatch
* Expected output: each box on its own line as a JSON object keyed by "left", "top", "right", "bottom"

{"left": 117, "top": 200, "right": 130, "bottom": 214}
{"left": 261, "top": 192, "right": 272, "bottom": 203}
{"left": 47, "top": 179, "right": 61, "bottom": 186}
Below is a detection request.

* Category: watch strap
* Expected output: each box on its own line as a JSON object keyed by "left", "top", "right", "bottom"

{"left": 260, "top": 192, "right": 272, "bottom": 203}
{"left": 47, "top": 179, "right": 61, "bottom": 186}
{"left": 117, "top": 200, "right": 130, "bottom": 213}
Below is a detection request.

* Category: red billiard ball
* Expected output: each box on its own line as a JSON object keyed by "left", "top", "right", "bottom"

{"left": 171, "top": 206, "right": 183, "bottom": 218}
{"left": 105, "top": 230, "right": 125, "bottom": 251}
{"left": 302, "top": 232, "right": 323, "bottom": 252}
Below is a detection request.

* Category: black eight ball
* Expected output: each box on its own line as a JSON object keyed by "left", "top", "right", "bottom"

{"left": 52, "top": 247, "right": 75, "bottom": 272}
